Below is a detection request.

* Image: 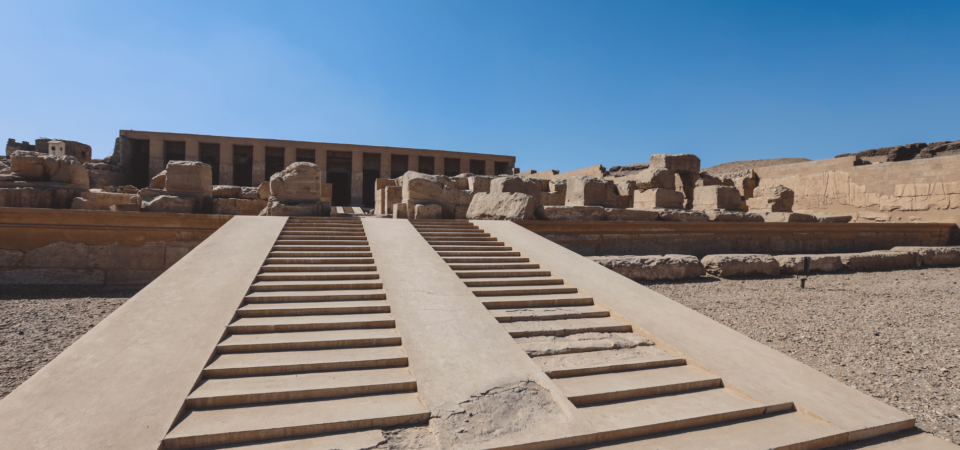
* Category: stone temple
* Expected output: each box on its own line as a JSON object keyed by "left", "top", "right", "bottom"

{"left": 1, "top": 131, "right": 959, "bottom": 449}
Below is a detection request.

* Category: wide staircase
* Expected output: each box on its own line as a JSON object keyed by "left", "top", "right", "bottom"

{"left": 161, "top": 217, "right": 428, "bottom": 449}
{"left": 412, "top": 219, "right": 848, "bottom": 449}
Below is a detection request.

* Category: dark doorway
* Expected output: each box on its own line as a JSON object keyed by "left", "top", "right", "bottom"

{"left": 265, "top": 147, "right": 285, "bottom": 180}
{"left": 164, "top": 141, "right": 186, "bottom": 167}
{"left": 233, "top": 145, "right": 253, "bottom": 187}
{"left": 470, "top": 159, "right": 486, "bottom": 175}
{"left": 327, "top": 151, "right": 353, "bottom": 206}
{"left": 129, "top": 139, "right": 150, "bottom": 188}
{"left": 418, "top": 156, "right": 434, "bottom": 175}
{"left": 495, "top": 161, "right": 510, "bottom": 175}
{"left": 444, "top": 158, "right": 460, "bottom": 176}
{"left": 390, "top": 154, "right": 409, "bottom": 178}
{"left": 296, "top": 149, "right": 315, "bottom": 163}
{"left": 362, "top": 153, "right": 380, "bottom": 208}
{"left": 199, "top": 143, "right": 220, "bottom": 185}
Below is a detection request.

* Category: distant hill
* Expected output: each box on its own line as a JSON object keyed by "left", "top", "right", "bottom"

{"left": 703, "top": 158, "right": 811, "bottom": 175}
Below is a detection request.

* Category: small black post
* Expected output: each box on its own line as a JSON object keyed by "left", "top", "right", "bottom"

{"left": 800, "top": 256, "right": 812, "bottom": 289}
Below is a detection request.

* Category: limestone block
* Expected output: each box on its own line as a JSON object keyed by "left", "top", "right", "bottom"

{"left": 534, "top": 206, "right": 607, "bottom": 221}
{"left": 268, "top": 162, "right": 322, "bottom": 202}
{"left": 23, "top": 242, "right": 89, "bottom": 268}
{"left": 703, "top": 210, "right": 764, "bottom": 222}
{"left": 450, "top": 174, "right": 471, "bottom": 190}
{"left": 454, "top": 205, "right": 469, "bottom": 219}
{"left": 457, "top": 190, "right": 476, "bottom": 207}
{"left": 10, "top": 150, "right": 89, "bottom": 189}
{"left": 164, "top": 243, "right": 196, "bottom": 269}
{"left": 375, "top": 178, "right": 397, "bottom": 190}
{"left": 384, "top": 186, "right": 401, "bottom": 214}
{"left": 676, "top": 172, "right": 699, "bottom": 209}
{"left": 414, "top": 204, "right": 442, "bottom": 220}
{"left": 564, "top": 176, "right": 611, "bottom": 207}
{"left": 258, "top": 200, "right": 318, "bottom": 216}
{"left": 633, "top": 167, "right": 675, "bottom": 190}
{"left": 549, "top": 179, "right": 567, "bottom": 194}
{"left": 0, "top": 187, "right": 78, "bottom": 209}
{"left": 0, "top": 268, "right": 105, "bottom": 285}
{"left": 466, "top": 192, "right": 536, "bottom": 221}
{"left": 591, "top": 255, "right": 705, "bottom": 281}
{"left": 692, "top": 186, "right": 742, "bottom": 210}
{"left": 393, "top": 203, "right": 408, "bottom": 219}
{"left": 234, "top": 186, "right": 259, "bottom": 200}
{"left": 649, "top": 153, "right": 700, "bottom": 174}
{"left": 213, "top": 185, "right": 242, "bottom": 198}
{"left": 73, "top": 190, "right": 139, "bottom": 211}
{"left": 775, "top": 255, "right": 844, "bottom": 274}
{"left": 402, "top": 172, "right": 447, "bottom": 204}
{"left": 540, "top": 191, "right": 565, "bottom": 206}
{"left": 71, "top": 197, "right": 89, "bottom": 210}
{"left": 468, "top": 176, "right": 493, "bottom": 193}
{"left": 816, "top": 214, "right": 853, "bottom": 223}
{"left": 615, "top": 180, "right": 636, "bottom": 197}
{"left": 634, "top": 188, "right": 684, "bottom": 209}
{"left": 604, "top": 208, "right": 660, "bottom": 222}
{"left": 702, "top": 254, "right": 780, "bottom": 277}
{"left": 110, "top": 203, "right": 140, "bottom": 212}
{"left": 490, "top": 176, "right": 541, "bottom": 200}
{"left": 49, "top": 158, "right": 90, "bottom": 189}
{"left": 730, "top": 175, "right": 758, "bottom": 199}
{"left": 839, "top": 251, "right": 920, "bottom": 271}
{"left": 88, "top": 242, "right": 166, "bottom": 270}
{"left": 150, "top": 170, "right": 167, "bottom": 189}
{"left": 257, "top": 182, "right": 271, "bottom": 200}
{"left": 10, "top": 151, "right": 46, "bottom": 179}
{"left": 656, "top": 208, "right": 709, "bottom": 222}
{"left": 141, "top": 195, "right": 198, "bottom": 214}
{"left": 890, "top": 246, "right": 960, "bottom": 267}
{"left": 762, "top": 212, "right": 817, "bottom": 223}
{"left": 746, "top": 185, "right": 794, "bottom": 212}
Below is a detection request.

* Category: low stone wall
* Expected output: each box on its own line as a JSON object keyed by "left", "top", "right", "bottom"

{"left": 0, "top": 207, "right": 231, "bottom": 285}
{"left": 518, "top": 221, "right": 956, "bottom": 257}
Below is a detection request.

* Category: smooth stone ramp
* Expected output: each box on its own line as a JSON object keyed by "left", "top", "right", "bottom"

{"left": 477, "top": 220, "right": 930, "bottom": 448}
{"left": 0, "top": 216, "right": 287, "bottom": 450}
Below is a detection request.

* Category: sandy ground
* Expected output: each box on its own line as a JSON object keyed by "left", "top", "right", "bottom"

{"left": 0, "top": 285, "right": 139, "bottom": 400}
{"left": 645, "top": 267, "right": 960, "bottom": 444}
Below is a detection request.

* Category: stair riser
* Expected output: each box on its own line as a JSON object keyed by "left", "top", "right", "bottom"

{"left": 260, "top": 266, "right": 377, "bottom": 273}
{"left": 272, "top": 247, "right": 371, "bottom": 251}
{"left": 249, "top": 283, "right": 383, "bottom": 292}
{"left": 595, "top": 406, "right": 768, "bottom": 444}
{"left": 546, "top": 358, "right": 686, "bottom": 378}
{"left": 449, "top": 264, "right": 540, "bottom": 270}
{"left": 265, "top": 258, "right": 375, "bottom": 264}
{"left": 568, "top": 379, "right": 724, "bottom": 406}
{"left": 255, "top": 274, "right": 380, "bottom": 281}
{"left": 472, "top": 287, "right": 579, "bottom": 296}
{"left": 238, "top": 306, "right": 391, "bottom": 316}
{"left": 226, "top": 320, "right": 396, "bottom": 333}
{"left": 269, "top": 252, "right": 373, "bottom": 258}
{"left": 508, "top": 325, "right": 633, "bottom": 338}
{"left": 202, "top": 356, "right": 408, "bottom": 378}
{"left": 497, "top": 311, "right": 610, "bottom": 322}
{"left": 456, "top": 271, "right": 552, "bottom": 278}
{"left": 184, "top": 381, "right": 418, "bottom": 409}
{"left": 217, "top": 337, "right": 402, "bottom": 353}
{"left": 444, "top": 257, "right": 530, "bottom": 263}
{"left": 482, "top": 298, "right": 595, "bottom": 308}
{"left": 437, "top": 252, "right": 520, "bottom": 257}
{"left": 244, "top": 294, "right": 387, "bottom": 302}
{"left": 465, "top": 279, "right": 564, "bottom": 287}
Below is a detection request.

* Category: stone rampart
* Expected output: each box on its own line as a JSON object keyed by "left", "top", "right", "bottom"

{"left": 0, "top": 207, "right": 230, "bottom": 285}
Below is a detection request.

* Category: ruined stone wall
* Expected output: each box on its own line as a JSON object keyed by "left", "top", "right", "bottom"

{"left": 0, "top": 207, "right": 230, "bottom": 285}
{"left": 755, "top": 155, "right": 960, "bottom": 225}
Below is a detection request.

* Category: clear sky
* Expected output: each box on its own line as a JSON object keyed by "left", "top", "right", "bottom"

{"left": 2, "top": 0, "right": 958, "bottom": 172}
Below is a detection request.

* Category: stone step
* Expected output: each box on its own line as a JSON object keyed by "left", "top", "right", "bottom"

{"left": 432, "top": 244, "right": 507, "bottom": 250}
{"left": 280, "top": 231, "right": 366, "bottom": 236}
{"left": 553, "top": 366, "right": 723, "bottom": 406}
{"left": 419, "top": 232, "right": 490, "bottom": 237}
{"left": 217, "top": 328, "right": 401, "bottom": 353}
{"left": 227, "top": 313, "right": 396, "bottom": 333}
{"left": 162, "top": 392, "right": 429, "bottom": 450}
{"left": 282, "top": 227, "right": 364, "bottom": 232}
{"left": 437, "top": 251, "right": 520, "bottom": 257}
{"left": 463, "top": 276, "right": 564, "bottom": 287}
{"left": 244, "top": 289, "right": 387, "bottom": 303}
{"left": 501, "top": 317, "right": 632, "bottom": 338}
{"left": 260, "top": 264, "right": 377, "bottom": 273}
{"left": 249, "top": 280, "right": 383, "bottom": 292}
{"left": 185, "top": 367, "right": 417, "bottom": 408}
{"left": 264, "top": 257, "right": 375, "bottom": 265}
{"left": 272, "top": 245, "right": 371, "bottom": 252}
{"left": 424, "top": 236, "right": 498, "bottom": 242}
{"left": 276, "top": 236, "right": 368, "bottom": 242}
{"left": 238, "top": 301, "right": 390, "bottom": 317}
{"left": 534, "top": 349, "right": 686, "bottom": 378}
{"left": 490, "top": 305, "right": 609, "bottom": 322}
{"left": 579, "top": 388, "right": 770, "bottom": 443}
{"left": 470, "top": 285, "right": 578, "bottom": 297}
{"left": 480, "top": 293, "right": 595, "bottom": 309}
{"left": 287, "top": 218, "right": 361, "bottom": 222}
{"left": 413, "top": 224, "right": 479, "bottom": 229}
{"left": 448, "top": 262, "right": 540, "bottom": 271}
{"left": 203, "top": 346, "right": 408, "bottom": 378}
{"left": 255, "top": 271, "right": 380, "bottom": 281}
{"left": 269, "top": 251, "right": 373, "bottom": 257}
{"left": 455, "top": 268, "right": 552, "bottom": 278}
{"left": 443, "top": 256, "right": 530, "bottom": 263}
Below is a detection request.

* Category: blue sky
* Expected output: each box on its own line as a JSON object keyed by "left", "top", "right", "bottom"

{"left": 2, "top": 1, "right": 958, "bottom": 172}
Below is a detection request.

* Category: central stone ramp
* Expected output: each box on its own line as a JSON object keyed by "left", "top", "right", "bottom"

{"left": 162, "top": 218, "right": 428, "bottom": 450}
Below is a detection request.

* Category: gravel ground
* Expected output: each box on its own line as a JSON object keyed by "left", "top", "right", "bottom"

{"left": 644, "top": 267, "right": 960, "bottom": 444}
{"left": 0, "top": 285, "right": 139, "bottom": 400}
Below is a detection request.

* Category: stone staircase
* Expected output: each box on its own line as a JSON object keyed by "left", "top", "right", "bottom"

{"left": 412, "top": 219, "right": 850, "bottom": 449}
{"left": 161, "top": 217, "right": 428, "bottom": 449}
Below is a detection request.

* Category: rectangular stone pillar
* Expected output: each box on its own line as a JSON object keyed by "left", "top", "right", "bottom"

{"left": 380, "top": 152, "right": 390, "bottom": 180}
{"left": 351, "top": 151, "right": 363, "bottom": 206}
{"left": 409, "top": 155, "right": 419, "bottom": 175}
{"left": 460, "top": 158, "right": 470, "bottom": 176}
{"left": 315, "top": 149, "right": 327, "bottom": 184}
{"left": 148, "top": 138, "right": 164, "bottom": 178}
{"left": 185, "top": 139, "right": 200, "bottom": 162}
{"left": 437, "top": 157, "right": 445, "bottom": 177}
{"left": 219, "top": 143, "right": 234, "bottom": 186}
{"left": 284, "top": 147, "right": 296, "bottom": 168}
{"left": 252, "top": 144, "right": 266, "bottom": 186}
{"left": 485, "top": 160, "right": 495, "bottom": 177}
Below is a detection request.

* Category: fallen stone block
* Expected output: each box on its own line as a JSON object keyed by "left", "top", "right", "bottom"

{"left": 604, "top": 208, "right": 659, "bottom": 222}
{"left": 890, "top": 246, "right": 960, "bottom": 267}
{"left": 491, "top": 176, "right": 540, "bottom": 199}
{"left": 466, "top": 192, "right": 536, "bottom": 221}
{"left": 468, "top": 176, "right": 493, "bottom": 193}
{"left": 213, "top": 185, "right": 242, "bottom": 198}
{"left": 775, "top": 255, "right": 844, "bottom": 274}
{"left": 393, "top": 203, "right": 408, "bottom": 219}
{"left": 692, "top": 185, "right": 742, "bottom": 210}
{"left": 110, "top": 203, "right": 140, "bottom": 212}
{"left": 839, "top": 251, "right": 920, "bottom": 271}
{"left": 141, "top": 195, "right": 198, "bottom": 214}
{"left": 703, "top": 210, "right": 764, "bottom": 222}
{"left": 746, "top": 185, "right": 794, "bottom": 212}
{"left": 535, "top": 205, "right": 607, "bottom": 221}
{"left": 72, "top": 189, "right": 139, "bottom": 211}
{"left": 564, "top": 176, "right": 612, "bottom": 207}
{"left": 656, "top": 208, "right": 709, "bottom": 222}
{"left": 539, "top": 191, "right": 565, "bottom": 206}
{"left": 269, "top": 162, "right": 322, "bottom": 202}
{"left": 548, "top": 179, "right": 567, "bottom": 195}
{"left": 633, "top": 167, "right": 675, "bottom": 190}
{"left": 649, "top": 153, "right": 700, "bottom": 174}
{"left": 762, "top": 212, "right": 817, "bottom": 223}
{"left": 149, "top": 170, "right": 167, "bottom": 189}
{"left": 590, "top": 255, "right": 705, "bottom": 281}
{"left": 258, "top": 200, "right": 319, "bottom": 216}
{"left": 414, "top": 204, "right": 442, "bottom": 220}
{"left": 816, "top": 214, "right": 853, "bottom": 223}
{"left": 633, "top": 188, "right": 684, "bottom": 209}
{"left": 702, "top": 254, "right": 780, "bottom": 277}
{"left": 165, "top": 161, "right": 212, "bottom": 194}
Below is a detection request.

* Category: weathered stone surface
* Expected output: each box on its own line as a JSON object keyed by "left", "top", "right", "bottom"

{"left": 517, "top": 332, "right": 653, "bottom": 357}
{"left": 383, "top": 186, "right": 402, "bottom": 214}
{"left": 614, "top": 180, "right": 636, "bottom": 198}
{"left": 164, "top": 161, "right": 212, "bottom": 194}
{"left": 84, "top": 162, "right": 125, "bottom": 190}
{"left": 839, "top": 251, "right": 920, "bottom": 271}
{"left": 72, "top": 190, "right": 139, "bottom": 211}
{"left": 539, "top": 191, "right": 565, "bottom": 206}
{"left": 692, "top": 185, "right": 742, "bottom": 210}
{"left": 565, "top": 176, "right": 611, "bottom": 207}
{"left": 150, "top": 170, "right": 167, "bottom": 189}
{"left": 256, "top": 182, "right": 271, "bottom": 200}
{"left": 490, "top": 176, "right": 541, "bottom": 200}
{"left": 109, "top": 203, "right": 140, "bottom": 212}
{"left": 88, "top": 242, "right": 166, "bottom": 270}
{"left": 634, "top": 188, "right": 684, "bottom": 209}
{"left": 402, "top": 172, "right": 446, "bottom": 204}
{"left": 211, "top": 198, "right": 268, "bottom": 216}
{"left": 23, "top": 242, "right": 88, "bottom": 268}
{"left": 466, "top": 192, "right": 536, "bottom": 221}
{"left": 141, "top": 195, "right": 198, "bottom": 214}
{"left": 702, "top": 254, "right": 780, "bottom": 277}
{"left": 258, "top": 200, "right": 318, "bottom": 216}
{"left": 656, "top": 208, "right": 709, "bottom": 222}
{"left": 393, "top": 203, "right": 408, "bottom": 219}
{"left": 7, "top": 151, "right": 89, "bottom": 189}
{"left": 703, "top": 210, "right": 764, "bottom": 222}
{"left": 890, "top": 246, "right": 960, "bottom": 267}
{"left": 548, "top": 179, "right": 567, "bottom": 195}
{"left": 534, "top": 205, "right": 607, "bottom": 221}
{"left": 745, "top": 185, "right": 794, "bottom": 212}
{"left": 591, "top": 254, "right": 705, "bottom": 281}
{"left": 650, "top": 153, "right": 700, "bottom": 174}
{"left": 468, "top": 176, "right": 493, "bottom": 193}
{"left": 775, "top": 255, "right": 844, "bottom": 274}
{"left": 816, "top": 214, "right": 853, "bottom": 223}
{"left": 413, "top": 203, "right": 442, "bottom": 220}
{"left": 0, "top": 187, "right": 79, "bottom": 209}
{"left": 604, "top": 208, "right": 659, "bottom": 222}
{"left": 633, "top": 167, "right": 675, "bottom": 190}
{"left": 268, "top": 162, "right": 322, "bottom": 202}
{"left": 212, "top": 186, "right": 241, "bottom": 198}
{"left": 762, "top": 212, "right": 817, "bottom": 223}
{"left": 0, "top": 248, "right": 24, "bottom": 266}
{"left": 454, "top": 205, "right": 469, "bottom": 219}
